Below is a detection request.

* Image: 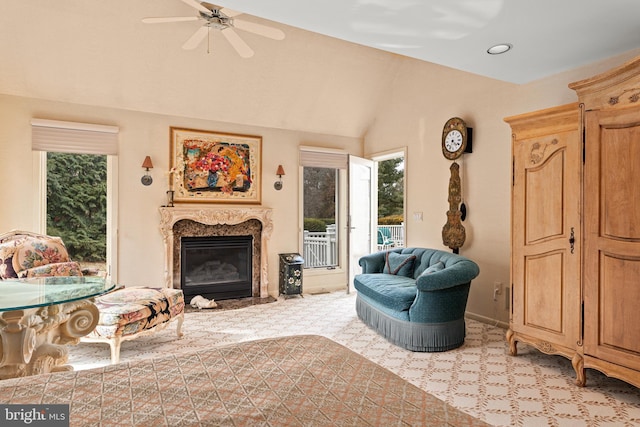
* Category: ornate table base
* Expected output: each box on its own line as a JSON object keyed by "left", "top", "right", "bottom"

{"left": 0, "top": 299, "right": 99, "bottom": 379}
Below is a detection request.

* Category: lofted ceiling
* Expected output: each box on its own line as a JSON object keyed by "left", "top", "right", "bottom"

{"left": 1, "top": 1, "right": 639, "bottom": 138}
{"left": 217, "top": 0, "right": 640, "bottom": 84}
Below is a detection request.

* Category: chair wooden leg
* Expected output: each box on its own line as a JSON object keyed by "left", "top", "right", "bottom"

{"left": 110, "top": 337, "right": 122, "bottom": 364}
{"left": 176, "top": 313, "right": 185, "bottom": 338}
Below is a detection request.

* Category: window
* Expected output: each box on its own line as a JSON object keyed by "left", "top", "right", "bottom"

{"left": 46, "top": 152, "right": 107, "bottom": 274}
{"left": 31, "top": 119, "right": 119, "bottom": 279}
{"left": 299, "top": 148, "right": 348, "bottom": 269}
{"left": 373, "top": 150, "right": 406, "bottom": 250}
{"left": 303, "top": 166, "right": 338, "bottom": 268}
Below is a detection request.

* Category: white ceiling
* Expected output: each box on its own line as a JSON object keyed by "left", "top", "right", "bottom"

{"left": 216, "top": 0, "right": 640, "bottom": 83}
{"left": 2, "top": 1, "right": 640, "bottom": 139}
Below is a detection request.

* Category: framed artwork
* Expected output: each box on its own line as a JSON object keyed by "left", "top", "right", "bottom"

{"left": 170, "top": 127, "right": 262, "bottom": 204}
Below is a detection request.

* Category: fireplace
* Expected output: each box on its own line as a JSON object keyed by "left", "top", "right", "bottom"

{"left": 159, "top": 206, "right": 273, "bottom": 299}
{"left": 181, "top": 235, "right": 253, "bottom": 301}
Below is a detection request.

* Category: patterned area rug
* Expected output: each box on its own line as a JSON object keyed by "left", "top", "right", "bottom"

{"left": 0, "top": 335, "right": 487, "bottom": 426}
{"left": 9, "top": 291, "right": 640, "bottom": 426}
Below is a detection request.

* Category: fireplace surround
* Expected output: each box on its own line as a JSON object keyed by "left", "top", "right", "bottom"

{"left": 159, "top": 206, "right": 273, "bottom": 298}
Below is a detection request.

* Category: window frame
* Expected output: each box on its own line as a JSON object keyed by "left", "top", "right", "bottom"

{"left": 298, "top": 147, "right": 348, "bottom": 293}
{"left": 31, "top": 119, "right": 119, "bottom": 281}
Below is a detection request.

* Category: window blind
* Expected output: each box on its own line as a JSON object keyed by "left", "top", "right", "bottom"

{"left": 299, "top": 147, "right": 348, "bottom": 169}
{"left": 31, "top": 119, "right": 119, "bottom": 155}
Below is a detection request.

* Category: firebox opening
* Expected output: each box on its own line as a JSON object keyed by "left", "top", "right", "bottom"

{"left": 181, "top": 235, "right": 253, "bottom": 301}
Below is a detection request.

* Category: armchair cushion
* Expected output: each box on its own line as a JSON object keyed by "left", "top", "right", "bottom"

{"left": 18, "top": 261, "right": 83, "bottom": 278}
{"left": 354, "top": 274, "right": 417, "bottom": 312}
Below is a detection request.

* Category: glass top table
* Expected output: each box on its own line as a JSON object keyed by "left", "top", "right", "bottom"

{"left": 0, "top": 276, "right": 116, "bottom": 379}
{"left": 0, "top": 276, "right": 116, "bottom": 312}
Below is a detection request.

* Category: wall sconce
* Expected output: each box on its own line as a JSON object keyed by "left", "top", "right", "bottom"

{"left": 141, "top": 156, "right": 153, "bottom": 186}
{"left": 274, "top": 165, "right": 285, "bottom": 190}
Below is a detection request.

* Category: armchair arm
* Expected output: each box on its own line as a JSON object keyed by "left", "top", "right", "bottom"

{"left": 358, "top": 251, "right": 387, "bottom": 273}
{"left": 415, "top": 260, "right": 479, "bottom": 292}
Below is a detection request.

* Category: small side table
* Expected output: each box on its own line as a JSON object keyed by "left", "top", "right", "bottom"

{"left": 279, "top": 253, "right": 304, "bottom": 297}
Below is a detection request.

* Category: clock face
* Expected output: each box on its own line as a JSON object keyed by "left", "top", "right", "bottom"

{"left": 444, "top": 130, "right": 463, "bottom": 152}
{"left": 441, "top": 117, "right": 468, "bottom": 160}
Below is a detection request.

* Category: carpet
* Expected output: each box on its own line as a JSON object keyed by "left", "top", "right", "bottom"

{"left": 0, "top": 334, "right": 488, "bottom": 426}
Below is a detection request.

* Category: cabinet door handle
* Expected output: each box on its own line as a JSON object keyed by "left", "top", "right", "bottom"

{"left": 569, "top": 227, "right": 575, "bottom": 254}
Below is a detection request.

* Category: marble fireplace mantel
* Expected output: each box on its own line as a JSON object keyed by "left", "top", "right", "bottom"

{"left": 159, "top": 206, "right": 273, "bottom": 298}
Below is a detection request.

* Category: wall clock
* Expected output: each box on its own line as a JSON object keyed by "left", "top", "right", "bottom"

{"left": 442, "top": 117, "right": 472, "bottom": 160}
{"left": 441, "top": 117, "right": 472, "bottom": 253}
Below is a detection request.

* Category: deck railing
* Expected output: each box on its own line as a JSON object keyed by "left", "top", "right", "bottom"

{"left": 303, "top": 225, "right": 337, "bottom": 268}
{"left": 302, "top": 224, "right": 405, "bottom": 268}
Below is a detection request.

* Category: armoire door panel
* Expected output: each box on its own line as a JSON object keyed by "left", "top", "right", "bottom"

{"left": 601, "top": 124, "right": 640, "bottom": 240}
{"left": 524, "top": 251, "right": 563, "bottom": 333}
{"left": 507, "top": 103, "right": 581, "bottom": 358}
{"left": 597, "top": 254, "right": 640, "bottom": 355}
{"left": 584, "top": 106, "right": 640, "bottom": 372}
{"left": 525, "top": 150, "right": 565, "bottom": 244}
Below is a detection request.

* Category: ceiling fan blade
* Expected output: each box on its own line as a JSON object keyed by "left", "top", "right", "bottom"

{"left": 182, "top": 26, "right": 209, "bottom": 50}
{"left": 221, "top": 28, "right": 254, "bottom": 58}
{"left": 233, "top": 19, "right": 285, "bottom": 40}
{"left": 142, "top": 16, "right": 199, "bottom": 24}
{"left": 181, "top": 0, "right": 212, "bottom": 15}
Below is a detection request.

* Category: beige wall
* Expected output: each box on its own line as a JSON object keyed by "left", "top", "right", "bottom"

{"left": 364, "top": 49, "right": 640, "bottom": 325}
{"left": 1, "top": 35, "right": 639, "bottom": 323}
{"left": 364, "top": 59, "right": 519, "bottom": 325}
{"left": 0, "top": 94, "right": 361, "bottom": 296}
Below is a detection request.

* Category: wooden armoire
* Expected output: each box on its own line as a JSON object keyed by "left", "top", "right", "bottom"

{"left": 505, "top": 55, "right": 640, "bottom": 388}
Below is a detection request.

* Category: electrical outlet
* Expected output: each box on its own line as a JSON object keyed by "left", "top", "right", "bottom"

{"left": 493, "top": 282, "right": 503, "bottom": 301}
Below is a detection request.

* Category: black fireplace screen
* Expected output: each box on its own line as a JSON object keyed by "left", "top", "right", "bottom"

{"left": 180, "top": 235, "right": 253, "bottom": 301}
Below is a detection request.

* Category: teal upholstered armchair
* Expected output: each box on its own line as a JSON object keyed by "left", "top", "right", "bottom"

{"left": 354, "top": 247, "right": 480, "bottom": 352}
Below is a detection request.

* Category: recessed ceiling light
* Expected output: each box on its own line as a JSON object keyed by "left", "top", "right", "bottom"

{"left": 487, "top": 43, "right": 512, "bottom": 55}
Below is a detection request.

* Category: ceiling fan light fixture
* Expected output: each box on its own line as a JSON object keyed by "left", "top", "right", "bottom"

{"left": 143, "top": 0, "right": 284, "bottom": 58}
{"left": 487, "top": 43, "right": 512, "bottom": 55}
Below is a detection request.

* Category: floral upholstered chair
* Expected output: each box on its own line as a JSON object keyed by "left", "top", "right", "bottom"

{"left": 0, "top": 230, "right": 185, "bottom": 364}
{"left": 0, "top": 231, "right": 83, "bottom": 279}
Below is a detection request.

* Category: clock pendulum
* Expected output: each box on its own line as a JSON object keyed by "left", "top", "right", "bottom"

{"left": 442, "top": 162, "right": 466, "bottom": 253}
{"left": 459, "top": 156, "right": 467, "bottom": 221}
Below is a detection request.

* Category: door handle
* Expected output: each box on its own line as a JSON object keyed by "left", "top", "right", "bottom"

{"left": 569, "top": 227, "right": 575, "bottom": 254}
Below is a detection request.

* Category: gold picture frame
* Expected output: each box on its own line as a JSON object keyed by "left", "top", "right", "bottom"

{"left": 170, "top": 127, "right": 262, "bottom": 204}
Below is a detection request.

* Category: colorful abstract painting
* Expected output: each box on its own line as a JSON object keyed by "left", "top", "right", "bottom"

{"left": 170, "top": 128, "right": 261, "bottom": 203}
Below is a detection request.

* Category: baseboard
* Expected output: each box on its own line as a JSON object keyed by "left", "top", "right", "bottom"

{"left": 465, "top": 311, "right": 509, "bottom": 330}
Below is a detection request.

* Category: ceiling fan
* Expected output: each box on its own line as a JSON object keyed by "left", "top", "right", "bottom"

{"left": 142, "top": 0, "right": 285, "bottom": 58}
